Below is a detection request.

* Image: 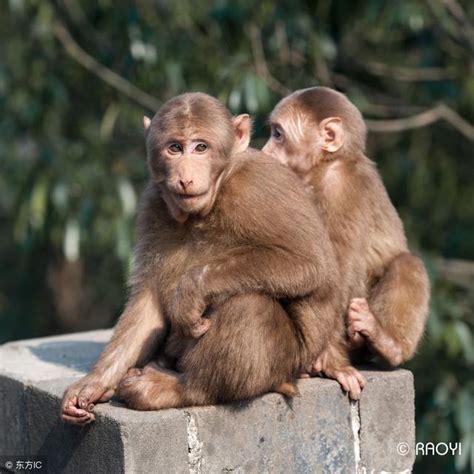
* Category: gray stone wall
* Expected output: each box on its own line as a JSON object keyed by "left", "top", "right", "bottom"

{"left": 0, "top": 330, "right": 415, "bottom": 473}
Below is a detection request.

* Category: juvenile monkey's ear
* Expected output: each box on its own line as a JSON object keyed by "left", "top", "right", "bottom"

{"left": 232, "top": 114, "right": 251, "bottom": 154}
{"left": 143, "top": 116, "right": 152, "bottom": 132}
{"left": 319, "top": 117, "right": 344, "bottom": 153}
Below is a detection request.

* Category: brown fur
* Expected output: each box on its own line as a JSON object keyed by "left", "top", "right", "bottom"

{"left": 61, "top": 93, "right": 340, "bottom": 423}
{"left": 263, "top": 87, "right": 430, "bottom": 377}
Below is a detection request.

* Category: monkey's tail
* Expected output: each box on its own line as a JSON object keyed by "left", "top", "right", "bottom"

{"left": 273, "top": 381, "right": 300, "bottom": 398}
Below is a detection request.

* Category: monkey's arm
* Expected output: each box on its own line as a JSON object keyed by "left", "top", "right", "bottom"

{"left": 61, "top": 287, "right": 166, "bottom": 424}
{"left": 170, "top": 242, "right": 334, "bottom": 335}
{"left": 170, "top": 159, "right": 337, "bottom": 337}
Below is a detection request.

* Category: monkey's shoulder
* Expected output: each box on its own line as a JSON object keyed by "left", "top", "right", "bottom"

{"left": 222, "top": 149, "right": 312, "bottom": 205}
{"left": 217, "top": 150, "right": 329, "bottom": 245}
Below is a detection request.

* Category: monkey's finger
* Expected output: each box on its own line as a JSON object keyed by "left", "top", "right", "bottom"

{"left": 353, "top": 370, "right": 366, "bottom": 389}
{"left": 334, "top": 373, "right": 351, "bottom": 393}
{"left": 351, "top": 297, "right": 368, "bottom": 306}
{"left": 77, "top": 384, "right": 109, "bottom": 409}
{"left": 63, "top": 404, "right": 89, "bottom": 418}
{"left": 348, "top": 377, "right": 361, "bottom": 400}
{"left": 62, "top": 413, "right": 94, "bottom": 424}
{"left": 61, "top": 394, "right": 78, "bottom": 411}
{"left": 299, "top": 373, "right": 310, "bottom": 379}
{"left": 348, "top": 310, "right": 366, "bottom": 323}
{"left": 349, "top": 303, "right": 364, "bottom": 314}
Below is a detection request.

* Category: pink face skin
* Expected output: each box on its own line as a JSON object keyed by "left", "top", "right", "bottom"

{"left": 144, "top": 113, "right": 251, "bottom": 222}
{"left": 159, "top": 137, "right": 220, "bottom": 216}
{"left": 262, "top": 100, "right": 345, "bottom": 182}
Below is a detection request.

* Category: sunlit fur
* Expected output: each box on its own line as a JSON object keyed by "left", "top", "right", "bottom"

{"left": 264, "top": 87, "right": 430, "bottom": 373}
{"left": 61, "top": 92, "right": 342, "bottom": 422}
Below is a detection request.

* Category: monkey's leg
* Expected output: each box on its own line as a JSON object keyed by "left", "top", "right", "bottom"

{"left": 117, "top": 293, "right": 301, "bottom": 410}
{"left": 61, "top": 287, "right": 166, "bottom": 424}
{"left": 285, "top": 293, "right": 365, "bottom": 400}
{"left": 348, "top": 253, "right": 430, "bottom": 366}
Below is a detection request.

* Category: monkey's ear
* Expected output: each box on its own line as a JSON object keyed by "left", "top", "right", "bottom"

{"left": 232, "top": 114, "right": 251, "bottom": 154}
{"left": 319, "top": 117, "right": 344, "bottom": 153}
{"left": 143, "top": 116, "right": 152, "bottom": 132}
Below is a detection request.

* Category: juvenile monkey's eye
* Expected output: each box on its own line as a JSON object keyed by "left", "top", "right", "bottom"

{"left": 272, "top": 126, "right": 284, "bottom": 142}
{"left": 194, "top": 143, "right": 208, "bottom": 152}
{"left": 168, "top": 143, "right": 183, "bottom": 153}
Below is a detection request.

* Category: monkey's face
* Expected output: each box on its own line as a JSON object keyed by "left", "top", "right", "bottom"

{"left": 264, "top": 89, "right": 366, "bottom": 181}
{"left": 148, "top": 133, "right": 228, "bottom": 215}
{"left": 262, "top": 100, "right": 318, "bottom": 178}
{"left": 144, "top": 94, "right": 251, "bottom": 219}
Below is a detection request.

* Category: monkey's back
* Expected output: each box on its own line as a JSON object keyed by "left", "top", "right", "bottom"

{"left": 309, "top": 155, "right": 407, "bottom": 293}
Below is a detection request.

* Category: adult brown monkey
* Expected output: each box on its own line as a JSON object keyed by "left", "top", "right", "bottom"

{"left": 263, "top": 87, "right": 430, "bottom": 384}
{"left": 61, "top": 92, "right": 342, "bottom": 423}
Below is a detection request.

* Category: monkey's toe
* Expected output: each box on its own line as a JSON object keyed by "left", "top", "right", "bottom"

{"left": 328, "top": 366, "right": 365, "bottom": 400}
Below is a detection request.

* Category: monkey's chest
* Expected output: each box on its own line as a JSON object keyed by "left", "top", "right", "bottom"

{"left": 155, "top": 231, "right": 227, "bottom": 310}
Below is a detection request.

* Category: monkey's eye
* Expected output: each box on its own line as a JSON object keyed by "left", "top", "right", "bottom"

{"left": 168, "top": 143, "right": 183, "bottom": 153}
{"left": 272, "top": 126, "right": 284, "bottom": 142}
{"left": 194, "top": 143, "right": 208, "bottom": 153}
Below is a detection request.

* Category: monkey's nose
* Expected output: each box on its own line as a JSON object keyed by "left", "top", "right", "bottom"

{"left": 179, "top": 179, "right": 193, "bottom": 192}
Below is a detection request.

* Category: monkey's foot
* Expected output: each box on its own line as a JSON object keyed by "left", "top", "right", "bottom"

{"left": 348, "top": 298, "right": 403, "bottom": 367}
{"left": 327, "top": 366, "right": 365, "bottom": 400}
{"left": 117, "top": 366, "right": 183, "bottom": 410}
{"left": 348, "top": 298, "right": 381, "bottom": 343}
{"left": 310, "top": 347, "right": 365, "bottom": 400}
{"left": 61, "top": 378, "right": 115, "bottom": 425}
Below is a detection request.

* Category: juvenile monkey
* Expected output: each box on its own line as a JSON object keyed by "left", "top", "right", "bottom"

{"left": 263, "top": 87, "right": 430, "bottom": 383}
{"left": 61, "top": 92, "right": 341, "bottom": 423}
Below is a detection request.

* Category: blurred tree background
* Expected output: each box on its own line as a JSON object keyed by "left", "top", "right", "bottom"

{"left": 0, "top": 0, "right": 473, "bottom": 471}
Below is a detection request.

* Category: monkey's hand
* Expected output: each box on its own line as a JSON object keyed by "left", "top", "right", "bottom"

{"left": 61, "top": 375, "right": 115, "bottom": 425}
{"left": 171, "top": 266, "right": 211, "bottom": 338}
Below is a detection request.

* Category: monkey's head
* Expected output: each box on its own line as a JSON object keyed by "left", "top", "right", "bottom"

{"left": 262, "top": 87, "right": 367, "bottom": 178}
{"left": 144, "top": 93, "right": 251, "bottom": 220}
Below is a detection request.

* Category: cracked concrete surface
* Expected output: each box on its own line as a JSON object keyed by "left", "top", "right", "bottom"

{"left": 0, "top": 330, "right": 415, "bottom": 473}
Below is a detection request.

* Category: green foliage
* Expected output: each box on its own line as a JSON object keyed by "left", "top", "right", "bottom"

{"left": 0, "top": 1, "right": 473, "bottom": 472}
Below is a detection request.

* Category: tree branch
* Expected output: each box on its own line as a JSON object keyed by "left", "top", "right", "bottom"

{"left": 363, "top": 61, "right": 457, "bottom": 81}
{"left": 248, "top": 24, "right": 291, "bottom": 96}
{"left": 441, "top": 0, "right": 474, "bottom": 51}
{"left": 433, "top": 257, "right": 474, "bottom": 289}
{"left": 365, "top": 103, "right": 474, "bottom": 141}
{"left": 53, "top": 20, "right": 160, "bottom": 112}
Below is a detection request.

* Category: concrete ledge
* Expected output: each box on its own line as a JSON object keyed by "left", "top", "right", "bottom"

{"left": 0, "top": 330, "right": 415, "bottom": 473}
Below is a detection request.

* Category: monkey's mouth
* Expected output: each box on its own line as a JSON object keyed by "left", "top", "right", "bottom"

{"left": 173, "top": 190, "right": 210, "bottom": 206}
{"left": 175, "top": 191, "right": 208, "bottom": 200}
